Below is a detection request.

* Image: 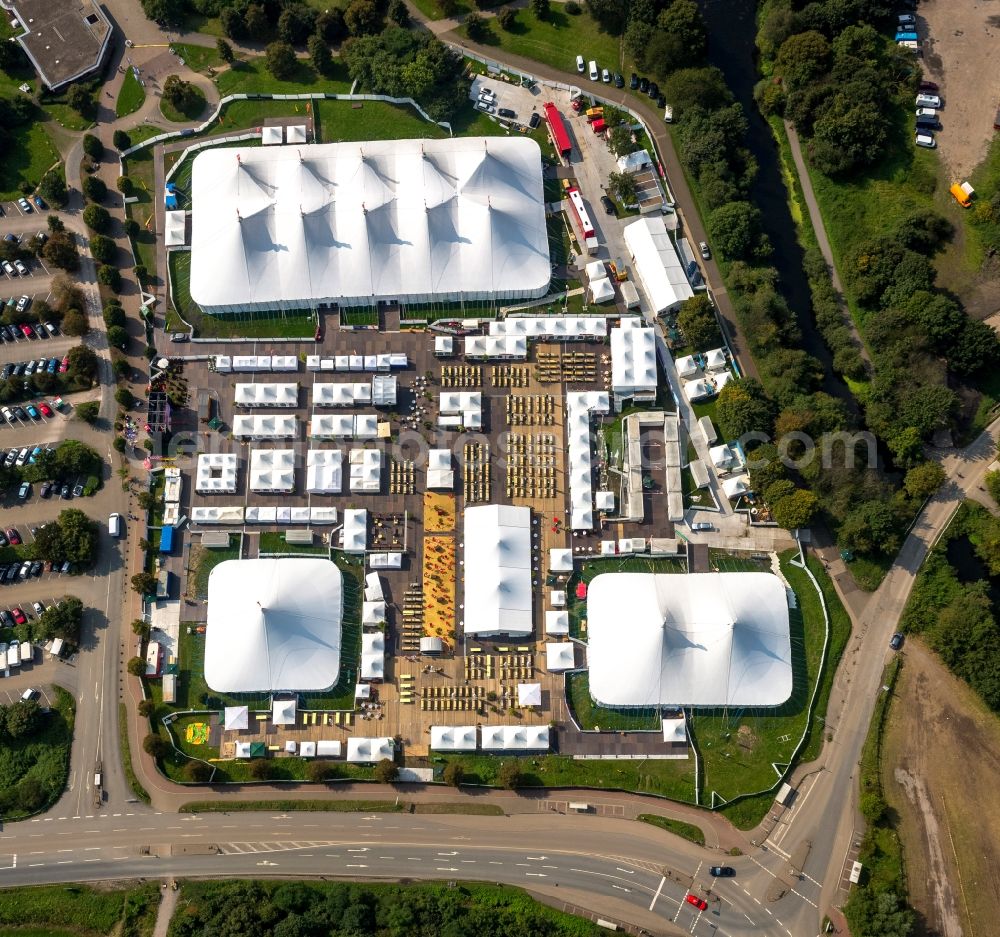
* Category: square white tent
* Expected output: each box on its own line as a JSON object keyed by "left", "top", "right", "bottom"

{"left": 683, "top": 379, "right": 715, "bottom": 402}
{"left": 722, "top": 475, "right": 750, "bottom": 499}
{"left": 235, "top": 741, "right": 253, "bottom": 758}
{"left": 349, "top": 448, "right": 382, "bottom": 493}
{"left": 548, "top": 548, "right": 573, "bottom": 572}
{"left": 662, "top": 715, "right": 687, "bottom": 744}
{"left": 430, "top": 725, "right": 478, "bottom": 751}
{"left": 249, "top": 448, "right": 295, "bottom": 492}
{"left": 342, "top": 509, "right": 368, "bottom": 552}
{"left": 463, "top": 504, "right": 532, "bottom": 636}
{"left": 196, "top": 452, "right": 239, "bottom": 493}
{"left": 623, "top": 215, "right": 694, "bottom": 315}
{"left": 362, "top": 600, "right": 386, "bottom": 625}
{"left": 300, "top": 740, "right": 317, "bottom": 757}
{"left": 272, "top": 698, "right": 297, "bottom": 725}
{"left": 223, "top": 705, "right": 249, "bottom": 731}
{"left": 262, "top": 125, "right": 283, "bottom": 145}
{"left": 346, "top": 736, "right": 394, "bottom": 763}
{"left": 585, "top": 259, "right": 607, "bottom": 281}
{"left": 306, "top": 449, "right": 343, "bottom": 493}
{"left": 287, "top": 124, "right": 307, "bottom": 144}
{"left": 675, "top": 354, "right": 699, "bottom": 379}
{"left": 517, "top": 682, "right": 542, "bottom": 706}
{"left": 546, "top": 641, "right": 575, "bottom": 672}
{"left": 595, "top": 490, "right": 615, "bottom": 511}
{"left": 317, "top": 740, "right": 342, "bottom": 757}
{"left": 545, "top": 610, "right": 569, "bottom": 635}
{"left": 589, "top": 277, "right": 616, "bottom": 304}
{"left": 704, "top": 347, "right": 727, "bottom": 371}
{"left": 426, "top": 449, "right": 454, "bottom": 489}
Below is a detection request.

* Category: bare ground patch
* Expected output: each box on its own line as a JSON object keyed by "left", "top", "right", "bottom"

{"left": 882, "top": 640, "right": 1000, "bottom": 937}
{"left": 920, "top": 0, "right": 1000, "bottom": 180}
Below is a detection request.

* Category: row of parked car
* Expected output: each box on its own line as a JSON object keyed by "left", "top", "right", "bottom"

{"left": 575, "top": 56, "right": 668, "bottom": 109}
{"left": 0, "top": 557, "right": 73, "bottom": 584}
{"left": 2, "top": 356, "right": 69, "bottom": 386}
{"left": 0, "top": 319, "right": 59, "bottom": 341}
{"left": 914, "top": 82, "right": 943, "bottom": 148}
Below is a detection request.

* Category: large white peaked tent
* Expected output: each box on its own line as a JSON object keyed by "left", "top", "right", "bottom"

{"left": 205, "top": 558, "right": 343, "bottom": 693}
{"left": 463, "top": 504, "right": 532, "bottom": 636}
{"left": 223, "top": 705, "right": 249, "bottom": 731}
{"left": 586, "top": 572, "right": 792, "bottom": 708}
{"left": 190, "top": 137, "right": 551, "bottom": 313}
{"left": 623, "top": 215, "right": 694, "bottom": 314}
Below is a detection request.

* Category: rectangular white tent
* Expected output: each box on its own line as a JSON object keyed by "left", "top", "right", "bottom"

{"left": 489, "top": 317, "right": 607, "bottom": 340}
{"left": 223, "top": 705, "right": 249, "bottom": 731}
{"left": 364, "top": 573, "right": 384, "bottom": 602}
{"left": 313, "top": 382, "right": 372, "bottom": 407}
{"left": 430, "top": 725, "right": 478, "bottom": 751}
{"left": 191, "top": 506, "right": 245, "bottom": 524}
{"left": 463, "top": 504, "right": 532, "bottom": 636}
{"left": 368, "top": 552, "right": 402, "bottom": 568}
{"left": 342, "top": 509, "right": 367, "bottom": 552}
{"left": 346, "top": 737, "right": 394, "bottom": 763}
{"left": 361, "top": 631, "right": 384, "bottom": 681}
{"left": 349, "top": 448, "right": 382, "bottom": 493}
{"left": 565, "top": 391, "right": 609, "bottom": 530}
{"left": 623, "top": 215, "right": 694, "bottom": 314}
{"left": 464, "top": 334, "right": 528, "bottom": 359}
{"left": 480, "top": 725, "right": 550, "bottom": 751}
{"left": 362, "top": 600, "right": 386, "bottom": 625}
{"left": 164, "top": 468, "right": 182, "bottom": 503}
{"left": 189, "top": 137, "right": 550, "bottom": 313}
{"left": 249, "top": 448, "right": 295, "bottom": 492}
{"left": 310, "top": 414, "right": 378, "bottom": 438}
{"left": 371, "top": 374, "right": 397, "bottom": 407}
{"left": 439, "top": 391, "right": 482, "bottom": 429}
{"left": 232, "top": 414, "right": 297, "bottom": 439}
{"left": 196, "top": 453, "right": 239, "bottom": 493}
{"left": 306, "top": 449, "right": 343, "bottom": 493}
{"left": 611, "top": 325, "right": 657, "bottom": 398}
{"left": 165, "top": 210, "right": 186, "bottom": 246}
{"left": 589, "top": 277, "right": 615, "bottom": 304}
{"left": 546, "top": 641, "right": 575, "bottom": 672}
{"left": 426, "top": 449, "right": 454, "bottom": 489}
{"left": 316, "top": 740, "right": 342, "bottom": 757}
{"left": 235, "top": 383, "right": 298, "bottom": 408}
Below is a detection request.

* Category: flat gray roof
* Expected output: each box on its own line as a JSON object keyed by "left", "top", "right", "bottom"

{"left": 9, "top": 0, "right": 113, "bottom": 90}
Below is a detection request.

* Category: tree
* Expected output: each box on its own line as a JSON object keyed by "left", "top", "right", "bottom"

{"left": 97, "top": 264, "right": 122, "bottom": 291}
{"left": 137, "top": 490, "right": 156, "bottom": 511}
{"left": 317, "top": 8, "right": 348, "bottom": 41}
{"left": 264, "top": 41, "right": 298, "bottom": 80}
{"left": 137, "top": 699, "right": 154, "bottom": 717}
{"left": 185, "top": 760, "right": 214, "bottom": 782}
{"left": 140, "top": 0, "right": 186, "bottom": 27}
{"left": 605, "top": 173, "right": 638, "bottom": 211}
{"left": 646, "top": 0, "right": 708, "bottom": 73}
{"left": 116, "top": 387, "right": 135, "bottom": 408}
{"left": 373, "top": 758, "right": 398, "bottom": 783}
{"left": 113, "top": 129, "right": 131, "bottom": 151}
{"left": 498, "top": 760, "right": 522, "bottom": 789}
{"left": 859, "top": 789, "right": 886, "bottom": 824}
{"left": 716, "top": 378, "right": 776, "bottom": 440}
{"left": 606, "top": 123, "right": 636, "bottom": 159}
{"left": 708, "top": 201, "right": 764, "bottom": 260}
{"left": 903, "top": 461, "right": 945, "bottom": 500}
{"left": 75, "top": 401, "right": 99, "bottom": 424}
{"left": 162, "top": 74, "right": 203, "bottom": 116}
{"left": 986, "top": 470, "right": 1000, "bottom": 507}
{"left": 132, "top": 572, "right": 157, "bottom": 596}
{"left": 496, "top": 6, "right": 517, "bottom": 30}
{"left": 82, "top": 133, "right": 103, "bottom": 161}
{"left": 811, "top": 97, "right": 889, "bottom": 176}
{"left": 677, "top": 294, "right": 721, "bottom": 350}
{"left": 249, "top": 758, "right": 274, "bottom": 780}
{"left": 845, "top": 890, "right": 914, "bottom": 937}
{"left": 35, "top": 596, "right": 84, "bottom": 643}
{"left": 307, "top": 34, "right": 333, "bottom": 76}
{"left": 388, "top": 0, "right": 409, "bottom": 26}
{"left": 38, "top": 170, "right": 68, "bottom": 209}
{"left": 838, "top": 500, "right": 902, "bottom": 556}
{"left": 67, "top": 84, "right": 94, "bottom": 118}
{"left": 464, "top": 12, "right": 489, "bottom": 40}
{"left": 775, "top": 31, "right": 831, "bottom": 91}
{"left": 67, "top": 344, "right": 99, "bottom": 380}
{"left": 344, "top": 0, "right": 383, "bottom": 36}
{"left": 442, "top": 761, "right": 465, "bottom": 787}
{"left": 306, "top": 760, "right": 337, "bottom": 782}
{"left": 132, "top": 618, "right": 151, "bottom": 637}
{"left": 244, "top": 3, "right": 269, "bottom": 39}
{"left": 82, "top": 204, "right": 110, "bottom": 233}
{"left": 61, "top": 310, "right": 89, "bottom": 337}
{"left": 586, "top": 0, "right": 629, "bottom": 34}
{"left": 216, "top": 38, "right": 235, "bottom": 65}
{"left": 531, "top": 0, "right": 551, "bottom": 19}
{"left": 128, "top": 657, "right": 148, "bottom": 677}
{"left": 143, "top": 733, "right": 169, "bottom": 757}
{"left": 108, "top": 325, "right": 128, "bottom": 349}
{"left": 89, "top": 234, "right": 115, "bottom": 264}
{"left": 82, "top": 175, "right": 107, "bottom": 202}
{"left": 134, "top": 264, "right": 149, "bottom": 286}
{"left": 42, "top": 233, "right": 80, "bottom": 272}
{"left": 104, "top": 300, "right": 126, "bottom": 327}
{"left": 771, "top": 489, "right": 818, "bottom": 530}
{"left": 278, "top": 4, "right": 316, "bottom": 45}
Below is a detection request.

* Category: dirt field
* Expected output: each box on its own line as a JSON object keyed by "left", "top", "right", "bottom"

{"left": 881, "top": 640, "right": 1000, "bottom": 937}
{"left": 921, "top": 0, "right": 1000, "bottom": 180}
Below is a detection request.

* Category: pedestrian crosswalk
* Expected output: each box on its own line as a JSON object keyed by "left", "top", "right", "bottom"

{"left": 219, "top": 841, "right": 338, "bottom": 855}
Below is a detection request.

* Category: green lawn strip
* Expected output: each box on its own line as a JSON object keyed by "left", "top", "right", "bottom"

{"left": 119, "top": 701, "right": 151, "bottom": 804}
{"left": 845, "top": 553, "right": 892, "bottom": 593}
{"left": 315, "top": 98, "right": 447, "bottom": 143}
{"left": 43, "top": 103, "right": 94, "bottom": 131}
{"left": 459, "top": 8, "right": 626, "bottom": 78}
{"left": 160, "top": 85, "right": 207, "bottom": 123}
{"left": 636, "top": 813, "right": 706, "bottom": 846}
{"left": 0, "top": 123, "right": 59, "bottom": 201}
{"left": 170, "top": 42, "right": 223, "bottom": 74}
{"left": 116, "top": 68, "right": 146, "bottom": 118}
{"left": 412, "top": 802, "right": 505, "bottom": 815}
{"left": 124, "top": 124, "right": 169, "bottom": 147}
{"left": 258, "top": 531, "right": 329, "bottom": 556}
{"left": 411, "top": 0, "right": 473, "bottom": 18}
{"left": 0, "top": 686, "right": 74, "bottom": 821}
{"left": 215, "top": 57, "right": 350, "bottom": 97}
{"left": 566, "top": 672, "right": 660, "bottom": 731}
{"left": 0, "top": 882, "right": 160, "bottom": 935}
{"left": 191, "top": 533, "right": 239, "bottom": 597}
{"left": 181, "top": 799, "right": 404, "bottom": 813}
{"left": 121, "top": 148, "right": 156, "bottom": 276}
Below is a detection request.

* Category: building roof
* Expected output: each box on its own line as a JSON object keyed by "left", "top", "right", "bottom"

{"left": 342, "top": 509, "right": 367, "bottom": 552}
{"left": 426, "top": 449, "right": 454, "bottom": 490}
{"left": 189, "top": 137, "right": 550, "bottom": 313}
{"left": 205, "top": 558, "right": 343, "bottom": 693}
{"left": 11, "top": 0, "right": 113, "bottom": 90}
{"left": 586, "top": 572, "right": 792, "bottom": 708}
{"left": 463, "top": 504, "right": 533, "bottom": 636}
{"left": 232, "top": 413, "right": 297, "bottom": 438}
{"left": 313, "top": 382, "right": 371, "bottom": 407}
{"left": 623, "top": 215, "right": 694, "bottom": 314}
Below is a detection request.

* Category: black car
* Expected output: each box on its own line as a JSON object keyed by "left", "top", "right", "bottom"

{"left": 656, "top": 93, "right": 666, "bottom": 109}
{"left": 497, "top": 107, "right": 516, "bottom": 119}
{"left": 600, "top": 195, "right": 617, "bottom": 216}
{"left": 630, "top": 73, "right": 639, "bottom": 90}
{"left": 60, "top": 483, "right": 71, "bottom": 499}
{"left": 0, "top": 609, "right": 13, "bottom": 627}
{"left": 0, "top": 532, "right": 7, "bottom": 547}
{"left": 528, "top": 112, "right": 541, "bottom": 129}
{"left": 33, "top": 323, "right": 46, "bottom": 339}
{"left": 613, "top": 72, "right": 624, "bottom": 88}
{"left": 39, "top": 480, "right": 52, "bottom": 498}
{"left": 709, "top": 866, "right": 736, "bottom": 877}
{"left": 890, "top": 632, "right": 904, "bottom": 650}
{"left": 639, "top": 76, "right": 649, "bottom": 93}
{"left": 12, "top": 406, "right": 26, "bottom": 420}
{"left": 647, "top": 81, "right": 659, "bottom": 99}
{"left": 30, "top": 560, "right": 42, "bottom": 577}
{"left": 4, "top": 566, "right": 17, "bottom": 584}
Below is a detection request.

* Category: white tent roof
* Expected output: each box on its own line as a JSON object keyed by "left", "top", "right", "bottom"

{"left": 362, "top": 600, "right": 386, "bottom": 624}
{"left": 675, "top": 354, "right": 698, "bottom": 378}
{"left": 165, "top": 210, "right": 186, "bottom": 246}
{"left": 611, "top": 325, "right": 657, "bottom": 395}
{"left": 518, "top": 682, "right": 542, "bottom": 706}
{"left": 430, "top": 725, "right": 478, "bottom": 751}
{"left": 205, "top": 558, "right": 343, "bottom": 693}
{"left": 262, "top": 125, "right": 283, "bottom": 145}
{"left": 364, "top": 572, "right": 384, "bottom": 601}
{"left": 196, "top": 452, "right": 239, "bottom": 493}
{"left": 361, "top": 631, "right": 384, "bottom": 680}
{"left": 272, "top": 698, "right": 296, "bottom": 725}
{"left": 464, "top": 334, "right": 528, "bottom": 359}
{"left": 595, "top": 490, "right": 615, "bottom": 511}
{"left": 249, "top": 448, "right": 295, "bottom": 492}
{"left": 306, "top": 449, "right": 343, "bottom": 493}
{"left": 349, "top": 448, "right": 382, "bottom": 493}
{"left": 683, "top": 379, "right": 715, "bottom": 402}
{"left": 565, "top": 391, "right": 609, "bottom": 530}
{"left": 463, "top": 504, "right": 532, "bottom": 636}
{"left": 489, "top": 316, "right": 607, "bottom": 340}
{"left": 426, "top": 449, "right": 454, "bottom": 489}
{"left": 623, "top": 215, "right": 694, "bottom": 314}
{"left": 710, "top": 444, "right": 737, "bottom": 468}
{"left": 722, "top": 474, "right": 750, "bottom": 499}
{"left": 313, "top": 382, "right": 371, "bottom": 407}
{"left": 342, "top": 509, "right": 367, "bottom": 552}
{"left": 223, "top": 705, "right": 248, "bottom": 731}
{"left": 545, "top": 610, "right": 569, "bottom": 635}
{"left": 704, "top": 347, "right": 727, "bottom": 371}
{"left": 190, "top": 138, "right": 550, "bottom": 313}
{"left": 355, "top": 682, "right": 371, "bottom": 699}
{"left": 480, "top": 725, "right": 550, "bottom": 751}
{"left": 548, "top": 548, "right": 573, "bottom": 572}
{"left": 662, "top": 715, "right": 686, "bottom": 743}
{"left": 585, "top": 259, "right": 607, "bottom": 281}
{"left": 232, "top": 413, "right": 297, "bottom": 438}
{"left": 589, "top": 276, "right": 616, "bottom": 304}
{"left": 287, "top": 124, "right": 307, "bottom": 144}
{"left": 235, "top": 382, "right": 298, "bottom": 407}
{"left": 617, "top": 149, "right": 652, "bottom": 173}
{"left": 586, "top": 572, "right": 792, "bottom": 708}
{"left": 300, "top": 740, "right": 317, "bottom": 756}
{"left": 546, "top": 641, "right": 575, "bottom": 672}
{"left": 191, "top": 506, "right": 245, "bottom": 524}
{"left": 346, "top": 736, "right": 394, "bottom": 763}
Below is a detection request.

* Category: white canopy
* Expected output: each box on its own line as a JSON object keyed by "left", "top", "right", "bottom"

{"left": 349, "top": 448, "right": 382, "bottom": 493}
{"left": 205, "top": 558, "right": 343, "bottom": 693}
{"left": 490, "top": 316, "right": 606, "bottom": 340}
{"left": 517, "top": 682, "right": 542, "bottom": 706}
{"left": 196, "top": 452, "right": 239, "bottom": 493}
{"left": 662, "top": 715, "right": 687, "bottom": 743}
{"left": 371, "top": 374, "right": 397, "bottom": 406}
{"left": 675, "top": 354, "right": 698, "bottom": 378}
{"left": 586, "top": 572, "right": 792, "bottom": 708}
{"left": 310, "top": 414, "right": 378, "bottom": 438}
{"left": 342, "top": 509, "right": 367, "bottom": 552}
{"left": 300, "top": 740, "right": 317, "bottom": 756}
{"left": 480, "top": 725, "right": 550, "bottom": 751}
{"left": 249, "top": 448, "right": 295, "bottom": 492}
{"left": 355, "top": 683, "right": 371, "bottom": 699}
{"left": 683, "top": 379, "right": 715, "bottom": 402}
{"left": 464, "top": 334, "right": 528, "bottom": 359}
{"left": 191, "top": 506, "right": 245, "bottom": 524}
{"left": 232, "top": 413, "right": 297, "bottom": 439}
{"left": 364, "top": 572, "right": 384, "bottom": 601}
{"left": 546, "top": 641, "right": 575, "bottom": 672}
{"left": 262, "top": 125, "right": 283, "bottom": 145}
{"left": 165, "top": 210, "right": 186, "bottom": 246}
{"left": 722, "top": 475, "right": 750, "bottom": 499}
{"left": 306, "top": 449, "right": 343, "bottom": 493}
{"left": 361, "top": 631, "right": 384, "bottom": 680}
{"left": 611, "top": 325, "right": 657, "bottom": 396}
{"left": 623, "top": 215, "right": 694, "bottom": 314}
{"left": 589, "top": 276, "right": 616, "bottom": 304}
{"left": 189, "top": 138, "right": 550, "bottom": 313}
{"left": 585, "top": 259, "right": 607, "bottom": 281}
{"left": 426, "top": 449, "right": 454, "bottom": 490}
{"left": 463, "top": 504, "right": 532, "bottom": 636}
{"left": 545, "top": 610, "right": 569, "bottom": 635}
{"left": 565, "top": 391, "right": 609, "bottom": 530}
{"left": 434, "top": 335, "right": 454, "bottom": 355}
{"left": 595, "top": 490, "right": 615, "bottom": 511}
{"left": 617, "top": 149, "right": 652, "bottom": 173}
{"left": 235, "top": 383, "right": 298, "bottom": 407}
{"left": 313, "top": 382, "right": 371, "bottom": 407}
{"left": 272, "top": 698, "right": 296, "bottom": 725}
{"left": 287, "top": 124, "right": 307, "bottom": 144}
{"left": 362, "top": 600, "right": 386, "bottom": 625}
{"left": 223, "top": 705, "right": 248, "bottom": 731}
{"left": 316, "top": 740, "right": 342, "bottom": 757}
{"left": 430, "top": 725, "right": 478, "bottom": 751}
{"left": 346, "top": 736, "right": 394, "bottom": 763}
{"left": 548, "top": 548, "right": 573, "bottom": 572}
{"left": 704, "top": 348, "right": 727, "bottom": 371}
{"left": 710, "top": 444, "right": 738, "bottom": 469}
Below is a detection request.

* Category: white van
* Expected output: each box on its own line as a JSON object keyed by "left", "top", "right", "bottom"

{"left": 108, "top": 512, "right": 122, "bottom": 538}
{"left": 576, "top": 55, "right": 584, "bottom": 73}
{"left": 588, "top": 60, "right": 598, "bottom": 81}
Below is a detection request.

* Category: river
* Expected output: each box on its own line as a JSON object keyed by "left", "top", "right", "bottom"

{"left": 698, "top": 0, "right": 857, "bottom": 409}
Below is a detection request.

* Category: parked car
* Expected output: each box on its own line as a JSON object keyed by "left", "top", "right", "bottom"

{"left": 11, "top": 607, "right": 26, "bottom": 625}
{"left": 43, "top": 321, "right": 57, "bottom": 335}
{"left": 73, "top": 482, "right": 84, "bottom": 497}
{"left": 890, "top": 632, "right": 904, "bottom": 650}
{"left": 691, "top": 521, "right": 713, "bottom": 531}
{"left": 39, "top": 481, "right": 52, "bottom": 498}
{"left": 915, "top": 93, "right": 941, "bottom": 108}
{"left": 685, "top": 894, "right": 708, "bottom": 911}
{"left": 31, "top": 601, "right": 44, "bottom": 616}
{"left": 32, "top": 195, "right": 45, "bottom": 210}
{"left": 17, "top": 197, "right": 32, "bottom": 213}
{"left": 474, "top": 101, "right": 495, "bottom": 114}
{"left": 29, "top": 561, "right": 42, "bottom": 578}
{"left": 60, "top": 483, "right": 71, "bottom": 499}
{"left": 647, "top": 81, "right": 659, "bottom": 99}
{"left": 15, "top": 295, "right": 29, "bottom": 313}
{"left": 0, "top": 532, "right": 6, "bottom": 547}
{"left": 601, "top": 67, "right": 611, "bottom": 83}
{"left": 25, "top": 405, "right": 39, "bottom": 421}
{"left": 709, "top": 866, "right": 735, "bottom": 877}
{"left": 639, "top": 76, "right": 649, "bottom": 93}
{"left": 2, "top": 261, "right": 15, "bottom": 277}
{"left": 699, "top": 241, "right": 711, "bottom": 259}
{"left": 629, "top": 73, "right": 639, "bottom": 90}
{"left": 39, "top": 401, "right": 53, "bottom": 418}
{"left": 600, "top": 194, "right": 616, "bottom": 216}
{"left": 919, "top": 79, "right": 939, "bottom": 92}
{"left": 13, "top": 260, "right": 27, "bottom": 276}
{"left": 613, "top": 72, "right": 624, "bottom": 88}
{"left": 20, "top": 688, "right": 38, "bottom": 701}
{"left": 498, "top": 107, "right": 516, "bottom": 119}
{"left": 17, "top": 483, "right": 30, "bottom": 502}
{"left": 528, "top": 112, "right": 541, "bottom": 129}
{"left": 915, "top": 132, "right": 936, "bottom": 148}
{"left": 59, "top": 355, "right": 69, "bottom": 373}
{"left": 20, "top": 324, "right": 34, "bottom": 338}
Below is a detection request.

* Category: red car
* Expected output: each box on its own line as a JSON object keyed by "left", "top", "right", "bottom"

{"left": 685, "top": 894, "right": 708, "bottom": 911}
{"left": 38, "top": 401, "right": 53, "bottom": 418}
{"left": 59, "top": 355, "right": 69, "bottom": 373}
{"left": 11, "top": 607, "right": 27, "bottom": 625}
{"left": 20, "top": 324, "right": 34, "bottom": 339}
{"left": 919, "top": 80, "right": 939, "bottom": 93}
{"left": 6, "top": 527, "right": 21, "bottom": 545}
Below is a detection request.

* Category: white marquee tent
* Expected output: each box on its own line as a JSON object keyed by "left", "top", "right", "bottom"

{"left": 517, "top": 682, "right": 542, "bottom": 706}
{"left": 361, "top": 631, "right": 384, "bottom": 681}
{"left": 362, "top": 600, "right": 386, "bottom": 625}
{"left": 232, "top": 414, "right": 297, "bottom": 439}
{"left": 611, "top": 325, "right": 657, "bottom": 398}
{"left": 548, "top": 548, "right": 573, "bottom": 572}
{"left": 223, "top": 705, "right": 249, "bottom": 731}
{"left": 346, "top": 737, "right": 394, "bottom": 763}
{"left": 722, "top": 475, "right": 750, "bottom": 499}
{"left": 306, "top": 449, "right": 343, "bottom": 493}
{"left": 426, "top": 449, "right": 454, "bottom": 489}
{"left": 235, "top": 383, "right": 298, "bottom": 408}
{"left": 249, "top": 448, "right": 295, "bottom": 492}
{"left": 205, "top": 558, "right": 343, "bottom": 693}
{"left": 189, "top": 138, "right": 551, "bottom": 313}
{"left": 196, "top": 453, "right": 239, "bottom": 493}
{"left": 349, "top": 448, "right": 382, "bottom": 493}
{"left": 313, "top": 382, "right": 372, "bottom": 407}
{"left": 272, "top": 698, "right": 296, "bottom": 725}
{"left": 430, "top": 725, "right": 478, "bottom": 751}
{"left": 589, "top": 276, "right": 615, "bottom": 304}
{"left": 480, "top": 725, "right": 550, "bottom": 751}
{"left": 705, "top": 348, "right": 727, "bottom": 371}
{"left": 545, "top": 610, "right": 569, "bottom": 635}
{"left": 623, "top": 215, "right": 694, "bottom": 315}
{"left": 342, "top": 509, "right": 367, "bottom": 552}
{"left": 546, "top": 641, "right": 575, "bottom": 672}
{"left": 463, "top": 504, "right": 532, "bottom": 636}
{"left": 165, "top": 210, "right": 186, "bottom": 247}
{"left": 565, "top": 391, "right": 610, "bottom": 530}
{"left": 586, "top": 572, "right": 792, "bottom": 708}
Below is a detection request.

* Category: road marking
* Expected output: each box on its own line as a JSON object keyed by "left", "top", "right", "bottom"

{"left": 28, "top": 862, "right": 44, "bottom": 868}
{"left": 515, "top": 863, "right": 530, "bottom": 867}
{"left": 436, "top": 867, "right": 459, "bottom": 872}
{"left": 437, "top": 851, "right": 458, "bottom": 856}
{"left": 489, "top": 861, "right": 503, "bottom": 865}
{"left": 649, "top": 875, "right": 666, "bottom": 911}
{"left": 792, "top": 888, "right": 819, "bottom": 908}
{"left": 345, "top": 864, "right": 368, "bottom": 868}
{"left": 526, "top": 873, "right": 547, "bottom": 878}
{"left": 611, "top": 884, "right": 629, "bottom": 893}
{"left": 460, "top": 860, "right": 475, "bottom": 864}
{"left": 378, "top": 856, "right": 395, "bottom": 860}
{"left": 744, "top": 914, "right": 755, "bottom": 925}
{"left": 615, "top": 867, "right": 634, "bottom": 874}
{"left": 526, "top": 855, "right": 547, "bottom": 860}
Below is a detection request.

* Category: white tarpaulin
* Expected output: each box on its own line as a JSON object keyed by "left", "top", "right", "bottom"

{"left": 361, "top": 631, "right": 384, "bottom": 680}
{"left": 463, "top": 504, "right": 532, "bottom": 636}
{"left": 430, "top": 725, "right": 478, "bottom": 751}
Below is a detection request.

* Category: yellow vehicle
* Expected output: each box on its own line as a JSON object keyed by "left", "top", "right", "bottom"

{"left": 608, "top": 257, "right": 628, "bottom": 281}
{"left": 950, "top": 181, "right": 975, "bottom": 208}
{"left": 585, "top": 106, "right": 604, "bottom": 121}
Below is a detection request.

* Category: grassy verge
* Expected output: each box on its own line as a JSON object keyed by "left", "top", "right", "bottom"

{"left": 170, "top": 42, "right": 223, "bottom": 74}
{"left": 0, "top": 123, "right": 59, "bottom": 201}
{"left": 191, "top": 532, "right": 240, "bottom": 597}
{"left": 181, "top": 799, "right": 404, "bottom": 813}
{"left": 636, "top": 813, "right": 706, "bottom": 846}
{"left": 160, "top": 85, "right": 208, "bottom": 123}
{"left": 0, "top": 882, "right": 160, "bottom": 936}
{"left": 215, "top": 56, "right": 350, "bottom": 97}
{"left": 258, "top": 530, "right": 329, "bottom": 555}
{"left": 413, "top": 802, "right": 505, "bottom": 815}
{"left": 116, "top": 68, "right": 146, "bottom": 118}
{"left": 119, "top": 702, "right": 151, "bottom": 804}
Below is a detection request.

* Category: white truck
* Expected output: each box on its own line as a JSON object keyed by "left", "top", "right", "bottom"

{"left": 7, "top": 642, "right": 20, "bottom": 668}
{"left": 19, "top": 641, "right": 31, "bottom": 664}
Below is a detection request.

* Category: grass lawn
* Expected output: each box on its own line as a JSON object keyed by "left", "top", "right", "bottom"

{"left": 0, "top": 686, "right": 74, "bottom": 821}
{"left": 43, "top": 103, "right": 94, "bottom": 131}
{"left": 0, "top": 123, "right": 59, "bottom": 201}
{"left": 121, "top": 148, "right": 156, "bottom": 277}
{"left": 258, "top": 531, "right": 330, "bottom": 555}
{"left": 215, "top": 56, "right": 350, "bottom": 97}
{"left": 116, "top": 68, "right": 146, "bottom": 118}
{"left": 122, "top": 124, "right": 167, "bottom": 148}
{"left": 411, "top": 0, "right": 474, "bottom": 17}
{"left": 566, "top": 672, "right": 661, "bottom": 731}
{"left": 119, "top": 702, "right": 151, "bottom": 804}
{"left": 171, "top": 42, "right": 223, "bottom": 73}
{"left": 637, "top": 813, "right": 706, "bottom": 846}
{"left": 459, "top": 8, "right": 627, "bottom": 77}
{"left": 161, "top": 84, "right": 208, "bottom": 123}
{"left": 191, "top": 533, "right": 240, "bottom": 597}
{"left": 0, "top": 882, "right": 160, "bottom": 935}
{"left": 315, "top": 99, "right": 446, "bottom": 143}
{"left": 183, "top": 799, "right": 404, "bottom": 813}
